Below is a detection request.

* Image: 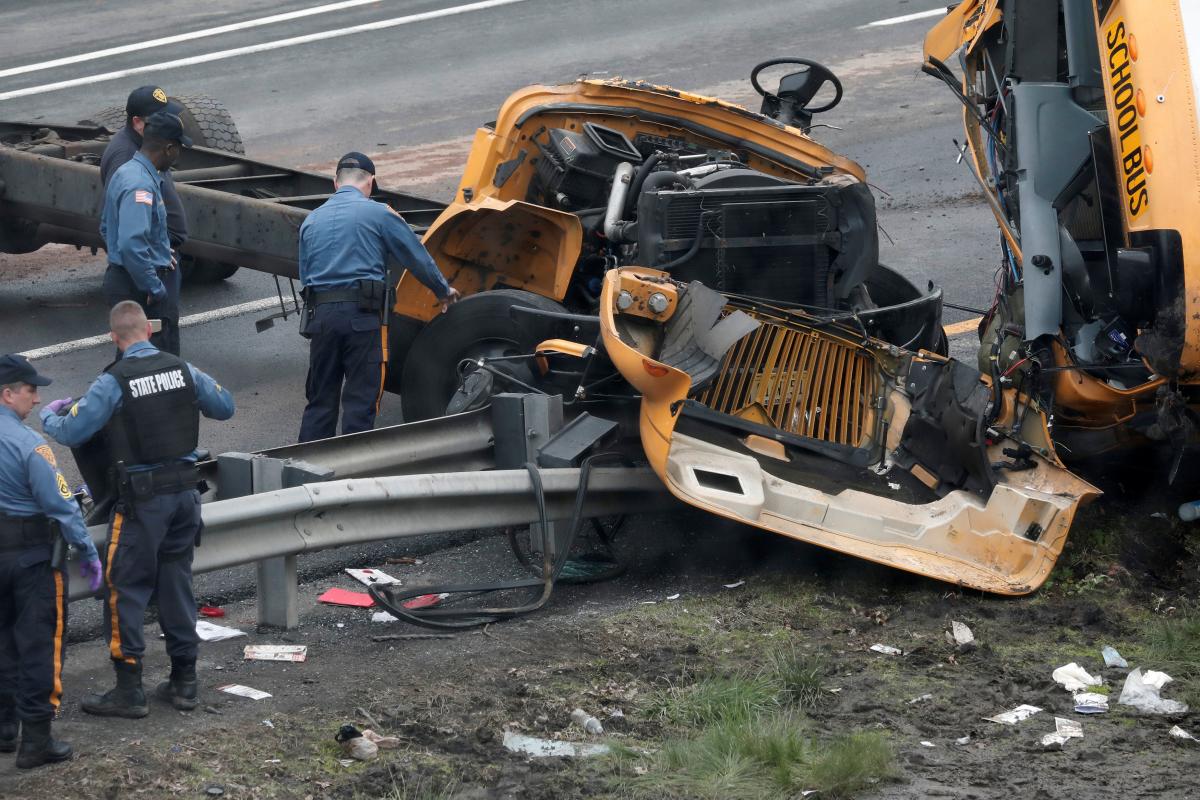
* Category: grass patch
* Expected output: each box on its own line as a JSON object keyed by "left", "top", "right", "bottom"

{"left": 764, "top": 646, "right": 831, "bottom": 711}
{"left": 377, "top": 769, "right": 461, "bottom": 800}
{"left": 620, "top": 714, "right": 894, "bottom": 800}
{"left": 1142, "top": 613, "right": 1200, "bottom": 706}
{"left": 644, "top": 674, "right": 781, "bottom": 727}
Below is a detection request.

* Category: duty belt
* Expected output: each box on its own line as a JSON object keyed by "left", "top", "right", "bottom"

{"left": 0, "top": 513, "right": 56, "bottom": 551}
{"left": 120, "top": 462, "right": 202, "bottom": 502}
{"left": 309, "top": 288, "right": 362, "bottom": 305}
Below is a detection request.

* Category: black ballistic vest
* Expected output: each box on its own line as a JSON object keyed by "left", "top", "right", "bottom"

{"left": 105, "top": 351, "right": 200, "bottom": 465}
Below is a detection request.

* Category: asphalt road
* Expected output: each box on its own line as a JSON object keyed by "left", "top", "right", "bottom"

{"left": 0, "top": 1, "right": 999, "bottom": 621}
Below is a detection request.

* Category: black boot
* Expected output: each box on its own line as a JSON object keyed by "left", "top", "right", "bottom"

{"left": 15, "top": 719, "right": 72, "bottom": 769}
{"left": 154, "top": 658, "right": 197, "bottom": 711}
{"left": 81, "top": 660, "right": 149, "bottom": 719}
{"left": 0, "top": 721, "right": 17, "bottom": 754}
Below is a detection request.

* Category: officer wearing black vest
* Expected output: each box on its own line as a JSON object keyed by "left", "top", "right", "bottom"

{"left": 41, "top": 301, "right": 234, "bottom": 718}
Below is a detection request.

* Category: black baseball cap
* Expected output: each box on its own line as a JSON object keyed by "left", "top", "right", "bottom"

{"left": 0, "top": 354, "right": 52, "bottom": 387}
{"left": 144, "top": 111, "right": 193, "bottom": 148}
{"left": 126, "top": 85, "right": 170, "bottom": 118}
{"left": 337, "top": 151, "right": 376, "bottom": 175}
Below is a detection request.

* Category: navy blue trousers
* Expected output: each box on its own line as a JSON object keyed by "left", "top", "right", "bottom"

{"left": 298, "top": 301, "right": 385, "bottom": 442}
{"left": 104, "top": 263, "right": 182, "bottom": 356}
{"left": 104, "top": 490, "right": 201, "bottom": 664}
{"left": 0, "top": 550, "right": 67, "bottom": 722}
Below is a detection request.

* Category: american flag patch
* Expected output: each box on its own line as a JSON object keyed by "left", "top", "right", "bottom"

{"left": 134, "top": 190, "right": 154, "bottom": 205}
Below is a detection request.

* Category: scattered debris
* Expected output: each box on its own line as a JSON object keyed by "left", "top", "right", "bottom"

{"left": 198, "top": 606, "right": 225, "bottom": 618}
{"left": 870, "top": 643, "right": 903, "bottom": 656}
{"left": 1101, "top": 645, "right": 1128, "bottom": 669}
{"left": 317, "top": 588, "right": 375, "bottom": 608}
{"left": 955, "top": 736, "right": 971, "bottom": 746}
{"left": 264, "top": 758, "right": 281, "bottom": 764}
{"left": 1169, "top": 725, "right": 1198, "bottom": 744}
{"left": 1073, "top": 692, "right": 1109, "bottom": 714}
{"left": 1041, "top": 717, "right": 1084, "bottom": 749}
{"left": 196, "top": 620, "right": 247, "bottom": 642}
{"left": 345, "top": 568, "right": 399, "bottom": 587}
{"left": 722, "top": 580, "right": 745, "bottom": 589}
{"left": 1118, "top": 668, "right": 1189, "bottom": 714}
{"left": 385, "top": 556, "right": 424, "bottom": 565}
{"left": 371, "top": 611, "right": 398, "bottom": 623}
{"left": 570, "top": 708, "right": 604, "bottom": 735}
{"left": 908, "top": 693, "right": 934, "bottom": 705}
{"left": 204, "top": 786, "right": 224, "bottom": 797}
{"left": 337, "top": 759, "right": 356, "bottom": 768}
{"left": 361, "top": 729, "right": 402, "bottom": 749}
{"left": 985, "top": 704, "right": 1042, "bottom": 725}
{"left": 262, "top": 720, "right": 274, "bottom": 728}
{"left": 402, "top": 593, "right": 448, "bottom": 610}
{"left": 1052, "top": 662, "right": 1102, "bottom": 693}
{"left": 371, "top": 633, "right": 456, "bottom": 642}
{"left": 920, "top": 740, "right": 936, "bottom": 748}
{"left": 244, "top": 645, "right": 308, "bottom": 663}
{"left": 946, "top": 621, "right": 976, "bottom": 651}
{"left": 336, "top": 724, "right": 379, "bottom": 761}
{"left": 502, "top": 731, "right": 611, "bottom": 758}
{"left": 217, "top": 684, "right": 272, "bottom": 700}
{"left": 666, "top": 593, "right": 681, "bottom": 601}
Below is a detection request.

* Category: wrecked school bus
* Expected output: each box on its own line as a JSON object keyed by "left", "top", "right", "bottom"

{"left": 3, "top": 54, "right": 1113, "bottom": 595}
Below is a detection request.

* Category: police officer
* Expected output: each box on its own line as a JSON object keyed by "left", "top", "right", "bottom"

{"left": 101, "top": 110, "right": 192, "bottom": 357}
{"left": 297, "top": 151, "right": 460, "bottom": 442}
{"left": 100, "top": 86, "right": 189, "bottom": 356}
{"left": 0, "top": 355, "right": 103, "bottom": 768}
{"left": 41, "top": 301, "right": 234, "bottom": 718}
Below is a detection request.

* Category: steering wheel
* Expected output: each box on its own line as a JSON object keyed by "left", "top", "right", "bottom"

{"left": 750, "top": 58, "right": 843, "bottom": 114}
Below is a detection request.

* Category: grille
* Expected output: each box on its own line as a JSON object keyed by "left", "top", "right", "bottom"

{"left": 695, "top": 316, "right": 880, "bottom": 447}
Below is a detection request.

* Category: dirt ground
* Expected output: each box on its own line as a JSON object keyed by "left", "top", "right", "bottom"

{"left": 0, "top": 486, "right": 1197, "bottom": 800}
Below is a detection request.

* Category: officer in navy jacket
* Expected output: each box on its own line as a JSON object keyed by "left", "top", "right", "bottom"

{"left": 0, "top": 354, "right": 101, "bottom": 769}
{"left": 41, "top": 302, "right": 233, "bottom": 719}
{"left": 99, "top": 86, "right": 188, "bottom": 356}
{"left": 100, "top": 109, "right": 192, "bottom": 356}
{"left": 297, "top": 151, "right": 459, "bottom": 442}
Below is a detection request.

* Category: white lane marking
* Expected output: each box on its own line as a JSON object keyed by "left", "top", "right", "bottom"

{"left": 0, "top": 0, "right": 384, "bottom": 80}
{"left": 860, "top": 8, "right": 947, "bottom": 28}
{"left": 20, "top": 296, "right": 284, "bottom": 361}
{"left": 0, "top": 0, "right": 532, "bottom": 102}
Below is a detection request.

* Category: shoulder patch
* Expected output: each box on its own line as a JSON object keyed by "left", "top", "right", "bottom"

{"left": 134, "top": 189, "right": 154, "bottom": 206}
{"left": 385, "top": 205, "right": 404, "bottom": 219}
{"left": 56, "top": 472, "right": 72, "bottom": 500}
{"left": 34, "top": 444, "right": 58, "bottom": 468}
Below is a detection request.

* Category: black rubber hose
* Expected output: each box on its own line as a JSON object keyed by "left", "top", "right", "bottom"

{"left": 658, "top": 210, "right": 717, "bottom": 271}
{"left": 625, "top": 152, "right": 665, "bottom": 216}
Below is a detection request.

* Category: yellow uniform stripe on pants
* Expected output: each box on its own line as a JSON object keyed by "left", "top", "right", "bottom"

{"left": 105, "top": 512, "right": 134, "bottom": 664}
{"left": 50, "top": 570, "right": 64, "bottom": 711}
{"left": 375, "top": 324, "right": 388, "bottom": 415}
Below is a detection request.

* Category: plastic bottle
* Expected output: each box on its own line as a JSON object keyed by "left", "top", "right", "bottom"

{"left": 1178, "top": 500, "right": 1200, "bottom": 521}
{"left": 570, "top": 708, "right": 603, "bottom": 735}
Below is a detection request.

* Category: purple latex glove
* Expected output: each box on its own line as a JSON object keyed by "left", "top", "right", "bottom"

{"left": 44, "top": 397, "right": 73, "bottom": 416}
{"left": 80, "top": 558, "right": 103, "bottom": 593}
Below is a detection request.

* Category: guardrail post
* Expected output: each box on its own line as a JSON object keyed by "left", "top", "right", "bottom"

{"left": 492, "top": 394, "right": 564, "bottom": 555}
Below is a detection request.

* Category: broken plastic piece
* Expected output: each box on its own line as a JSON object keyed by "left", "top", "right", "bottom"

{"left": 1118, "top": 668, "right": 1189, "bottom": 714}
{"left": 870, "top": 643, "right": 903, "bottom": 656}
{"left": 216, "top": 684, "right": 271, "bottom": 700}
{"left": 1101, "top": 645, "right": 1128, "bottom": 669}
{"left": 908, "top": 693, "right": 934, "bottom": 705}
{"left": 244, "top": 645, "right": 307, "bottom": 663}
{"left": 723, "top": 580, "right": 746, "bottom": 589}
{"left": 947, "top": 621, "right": 975, "bottom": 651}
{"left": 570, "top": 708, "right": 604, "bottom": 735}
{"left": 502, "top": 731, "right": 610, "bottom": 758}
{"left": 1169, "top": 725, "right": 1197, "bottom": 743}
{"left": 318, "top": 588, "right": 375, "bottom": 608}
{"left": 920, "top": 740, "right": 936, "bottom": 748}
{"left": 198, "top": 606, "right": 225, "bottom": 618}
{"left": 955, "top": 736, "right": 971, "bottom": 745}
{"left": 984, "top": 704, "right": 1042, "bottom": 724}
{"left": 1052, "top": 662, "right": 1102, "bottom": 693}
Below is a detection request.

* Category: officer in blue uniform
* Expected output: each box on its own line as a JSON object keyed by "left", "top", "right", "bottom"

{"left": 297, "top": 151, "right": 459, "bottom": 442}
{"left": 101, "top": 110, "right": 192, "bottom": 356}
{"left": 0, "top": 354, "right": 102, "bottom": 769}
{"left": 42, "top": 301, "right": 234, "bottom": 719}
{"left": 100, "top": 86, "right": 188, "bottom": 356}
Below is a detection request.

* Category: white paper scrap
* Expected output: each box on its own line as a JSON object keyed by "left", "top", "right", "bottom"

{"left": 1073, "top": 692, "right": 1109, "bottom": 714}
{"left": 371, "top": 611, "right": 399, "bottom": 623}
{"left": 217, "top": 684, "right": 272, "bottom": 700}
{"left": 244, "top": 645, "right": 308, "bottom": 663}
{"left": 502, "top": 731, "right": 610, "bottom": 758}
{"left": 1041, "top": 717, "right": 1083, "bottom": 747}
{"left": 870, "top": 643, "right": 903, "bottom": 656}
{"left": 345, "top": 568, "right": 399, "bottom": 587}
{"left": 1052, "top": 662, "right": 1102, "bottom": 693}
{"left": 920, "top": 740, "right": 936, "bottom": 748}
{"left": 1101, "top": 645, "right": 1128, "bottom": 669}
{"left": 984, "top": 704, "right": 1042, "bottom": 725}
{"left": 1169, "top": 725, "right": 1197, "bottom": 743}
{"left": 949, "top": 621, "right": 974, "bottom": 646}
{"left": 196, "top": 620, "right": 247, "bottom": 642}
{"left": 666, "top": 593, "right": 681, "bottom": 601}
{"left": 723, "top": 580, "right": 746, "bottom": 589}
{"left": 1142, "top": 670, "right": 1173, "bottom": 689}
